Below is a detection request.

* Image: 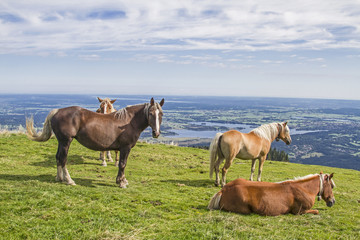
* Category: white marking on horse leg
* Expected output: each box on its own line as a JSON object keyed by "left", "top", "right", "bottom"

{"left": 55, "top": 165, "right": 64, "bottom": 182}
{"left": 101, "top": 159, "right": 107, "bottom": 166}
{"left": 118, "top": 175, "right": 128, "bottom": 188}
{"left": 155, "top": 109, "right": 160, "bottom": 134}
{"left": 107, "top": 151, "right": 113, "bottom": 162}
{"left": 62, "top": 166, "right": 76, "bottom": 185}
{"left": 100, "top": 151, "right": 107, "bottom": 166}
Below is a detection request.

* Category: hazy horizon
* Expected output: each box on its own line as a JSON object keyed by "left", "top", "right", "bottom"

{"left": 2, "top": 93, "right": 360, "bottom": 103}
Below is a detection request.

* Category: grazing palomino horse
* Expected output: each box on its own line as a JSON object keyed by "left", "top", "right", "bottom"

{"left": 209, "top": 122, "right": 291, "bottom": 187}
{"left": 96, "top": 97, "right": 119, "bottom": 167}
{"left": 208, "top": 172, "right": 335, "bottom": 216}
{"left": 26, "top": 98, "right": 165, "bottom": 188}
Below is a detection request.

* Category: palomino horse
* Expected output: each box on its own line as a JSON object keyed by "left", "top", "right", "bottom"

{"left": 208, "top": 172, "right": 335, "bottom": 216}
{"left": 209, "top": 122, "right": 291, "bottom": 187}
{"left": 96, "top": 97, "right": 119, "bottom": 167}
{"left": 26, "top": 98, "right": 165, "bottom": 188}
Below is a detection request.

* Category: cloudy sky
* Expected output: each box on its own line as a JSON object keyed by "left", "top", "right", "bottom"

{"left": 1, "top": 0, "right": 360, "bottom": 100}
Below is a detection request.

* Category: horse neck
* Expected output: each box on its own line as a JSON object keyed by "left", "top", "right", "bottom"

{"left": 252, "top": 123, "right": 279, "bottom": 142}
{"left": 293, "top": 175, "right": 321, "bottom": 196}
{"left": 128, "top": 104, "right": 149, "bottom": 132}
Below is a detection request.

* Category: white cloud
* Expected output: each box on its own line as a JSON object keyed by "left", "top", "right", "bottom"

{"left": 79, "top": 54, "right": 101, "bottom": 60}
{"left": 0, "top": 0, "right": 360, "bottom": 55}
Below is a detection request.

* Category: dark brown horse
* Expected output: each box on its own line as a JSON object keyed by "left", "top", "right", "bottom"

{"left": 26, "top": 98, "right": 165, "bottom": 188}
{"left": 96, "top": 97, "right": 119, "bottom": 167}
{"left": 208, "top": 172, "right": 335, "bottom": 216}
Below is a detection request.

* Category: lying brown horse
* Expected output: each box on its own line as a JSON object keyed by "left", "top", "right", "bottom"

{"left": 96, "top": 97, "right": 119, "bottom": 167}
{"left": 209, "top": 122, "right": 292, "bottom": 187}
{"left": 208, "top": 172, "right": 335, "bottom": 216}
{"left": 26, "top": 98, "right": 164, "bottom": 188}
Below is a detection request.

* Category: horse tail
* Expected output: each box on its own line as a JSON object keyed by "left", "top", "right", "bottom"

{"left": 209, "top": 132, "right": 223, "bottom": 179}
{"left": 26, "top": 109, "right": 59, "bottom": 142}
{"left": 208, "top": 191, "right": 222, "bottom": 210}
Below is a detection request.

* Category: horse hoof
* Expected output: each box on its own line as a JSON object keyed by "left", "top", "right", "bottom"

{"left": 66, "top": 181, "right": 76, "bottom": 186}
{"left": 119, "top": 182, "right": 127, "bottom": 188}
{"left": 101, "top": 162, "right": 107, "bottom": 167}
{"left": 55, "top": 176, "right": 63, "bottom": 182}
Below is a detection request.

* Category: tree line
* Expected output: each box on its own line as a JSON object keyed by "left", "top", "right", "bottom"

{"left": 267, "top": 147, "right": 289, "bottom": 162}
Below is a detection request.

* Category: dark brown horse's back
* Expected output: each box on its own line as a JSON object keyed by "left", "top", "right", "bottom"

{"left": 51, "top": 106, "right": 123, "bottom": 151}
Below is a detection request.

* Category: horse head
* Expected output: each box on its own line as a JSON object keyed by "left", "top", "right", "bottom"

{"left": 97, "top": 97, "right": 116, "bottom": 114}
{"left": 276, "top": 122, "right": 292, "bottom": 145}
{"left": 147, "top": 98, "right": 165, "bottom": 138}
{"left": 320, "top": 173, "right": 336, "bottom": 207}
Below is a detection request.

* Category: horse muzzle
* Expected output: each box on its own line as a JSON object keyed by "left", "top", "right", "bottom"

{"left": 152, "top": 130, "right": 160, "bottom": 138}
{"left": 326, "top": 198, "right": 335, "bottom": 207}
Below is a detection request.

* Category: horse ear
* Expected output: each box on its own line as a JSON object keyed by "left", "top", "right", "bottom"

{"left": 97, "top": 97, "right": 103, "bottom": 103}
{"left": 329, "top": 173, "right": 334, "bottom": 179}
{"left": 160, "top": 98, "right": 165, "bottom": 107}
{"left": 283, "top": 121, "right": 288, "bottom": 126}
{"left": 320, "top": 171, "right": 323, "bottom": 174}
{"left": 110, "top": 99, "right": 116, "bottom": 104}
{"left": 150, "top": 98, "right": 155, "bottom": 106}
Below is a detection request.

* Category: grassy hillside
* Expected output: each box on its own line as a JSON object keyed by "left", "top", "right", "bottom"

{"left": 0, "top": 133, "right": 359, "bottom": 239}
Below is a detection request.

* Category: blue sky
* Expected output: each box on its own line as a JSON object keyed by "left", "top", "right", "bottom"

{"left": 1, "top": 1, "right": 360, "bottom": 100}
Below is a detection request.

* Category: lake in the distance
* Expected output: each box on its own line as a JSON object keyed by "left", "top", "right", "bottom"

{"left": 167, "top": 122, "right": 323, "bottom": 139}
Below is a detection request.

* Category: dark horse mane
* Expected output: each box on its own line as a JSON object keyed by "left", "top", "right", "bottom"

{"left": 114, "top": 102, "right": 162, "bottom": 120}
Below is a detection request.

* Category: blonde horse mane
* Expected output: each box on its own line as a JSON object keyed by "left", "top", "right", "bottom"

{"left": 277, "top": 173, "right": 335, "bottom": 187}
{"left": 251, "top": 122, "right": 279, "bottom": 141}
{"left": 277, "top": 174, "right": 319, "bottom": 183}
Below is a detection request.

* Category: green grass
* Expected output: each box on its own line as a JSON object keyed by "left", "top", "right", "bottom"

{"left": 0, "top": 133, "right": 359, "bottom": 239}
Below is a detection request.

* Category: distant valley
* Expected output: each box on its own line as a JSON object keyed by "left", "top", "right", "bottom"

{"left": 1, "top": 94, "right": 359, "bottom": 170}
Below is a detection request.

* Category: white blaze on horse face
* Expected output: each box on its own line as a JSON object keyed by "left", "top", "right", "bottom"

{"left": 155, "top": 109, "right": 160, "bottom": 134}
{"left": 103, "top": 103, "right": 107, "bottom": 114}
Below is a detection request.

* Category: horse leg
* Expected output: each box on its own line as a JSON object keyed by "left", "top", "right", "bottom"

{"left": 55, "top": 161, "right": 64, "bottom": 182}
{"left": 116, "top": 147, "right": 131, "bottom": 188}
{"left": 106, "top": 151, "right": 114, "bottom": 162}
{"left": 221, "top": 158, "right": 234, "bottom": 187}
{"left": 250, "top": 159, "right": 257, "bottom": 181}
{"left": 114, "top": 151, "right": 119, "bottom": 167}
{"left": 257, "top": 156, "right": 266, "bottom": 181}
{"left": 214, "top": 156, "right": 224, "bottom": 187}
{"left": 56, "top": 138, "right": 76, "bottom": 185}
{"left": 304, "top": 209, "right": 319, "bottom": 215}
{"left": 99, "top": 151, "right": 107, "bottom": 167}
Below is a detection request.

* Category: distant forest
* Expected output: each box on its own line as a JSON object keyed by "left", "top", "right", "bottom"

{"left": 267, "top": 148, "right": 289, "bottom": 162}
